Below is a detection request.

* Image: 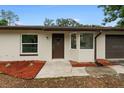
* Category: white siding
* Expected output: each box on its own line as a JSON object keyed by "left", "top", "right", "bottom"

{"left": 69, "top": 32, "right": 95, "bottom": 62}
{"left": 0, "top": 30, "right": 52, "bottom": 61}
{"left": 0, "top": 30, "right": 95, "bottom": 62}
{"left": 96, "top": 33, "right": 105, "bottom": 59}
{"left": 79, "top": 49, "right": 94, "bottom": 62}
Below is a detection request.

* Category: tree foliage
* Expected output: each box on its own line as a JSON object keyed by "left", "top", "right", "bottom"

{"left": 55, "top": 18, "right": 81, "bottom": 27}
{"left": 44, "top": 18, "right": 81, "bottom": 27}
{"left": 98, "top": 5, "right": 124, "bottom": 27}
{"left": 43, "top": 18, "right": 102, "bottom": 27}
{"left": 0, "top": 19, "right": 8, "bottom": 26}
{"left": 44, "top": 18, "right": 55, "bottom": 26}
{"left": 0, "top": 9, "right": 19, "bottom": 25}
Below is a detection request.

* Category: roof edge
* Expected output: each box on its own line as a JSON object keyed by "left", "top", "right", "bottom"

{"left": 0, "top": 26, "right": 124, "bottom": 31}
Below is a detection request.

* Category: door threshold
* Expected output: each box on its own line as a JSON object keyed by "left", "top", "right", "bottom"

{"left": 52, "top": 59, "right": 66, "bottom": 62}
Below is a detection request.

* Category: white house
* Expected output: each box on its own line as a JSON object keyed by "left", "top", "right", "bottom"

{"left": 0, "top": 26, "right": 124, "bottom": 62}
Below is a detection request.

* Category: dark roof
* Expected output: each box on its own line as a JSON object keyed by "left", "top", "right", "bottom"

{"left": 0, "top": 26, "right": 42, "bottom": 30}
{"left": 0, "top": 26, "right": 124, "bottom": 31}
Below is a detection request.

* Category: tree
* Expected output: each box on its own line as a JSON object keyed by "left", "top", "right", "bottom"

{"left": 44, "top": 18, "right": 55, "bottom": 26}
{"left": 56, "top": 18, "right": 81, "bottom": 27}
{"left": 43, "top": 18, "right": 82, "bottom": 27}
{"left": 98, "top": 5, "right": 124, "bottom": 27}
{"left": 0, "top": 19, "right": 8, "bottom": 26}
{"left": 0, "top": 9, "right": 19, "bottom": 25}
{"left": 43, "top": 18, "right": 102, "bottom": 27}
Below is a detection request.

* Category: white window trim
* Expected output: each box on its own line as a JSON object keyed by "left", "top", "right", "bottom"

{"left": 20, "top": 33, "right": 38, "bottom": 54}
{"left": 70, "top": 32, "right": 94, "bottom": 50}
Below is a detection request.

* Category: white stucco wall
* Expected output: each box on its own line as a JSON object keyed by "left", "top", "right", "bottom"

{"left": 0, "top": 30, "right": 72, "bottom": 61}
{"left": 0, "top": 30, "right": 95, "bottom": 62}
{"left": 0, "top": 30, "right": 52, "bottom": 61}
{"left": 79, "top": 49, "right": 94, "bottom": 62}
{"left": 69, "top": 32, "right": 95, "bottom": 62}
{"left": 79, "top": 32, "right": 95, "bottom": 62}
{"left": 96, "top": 32, "right": 105, "bottom": 59}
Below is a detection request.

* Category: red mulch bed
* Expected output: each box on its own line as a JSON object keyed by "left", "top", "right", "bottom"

{"left": 70, "top": 59, "right": 117, "bottom": 67}
{"left": 0, "top": 60, "right": 45, "bottom": 79}
{"left": 96, "top": 59, "right": 113, "bottom": 66}
{"left": 70, "top": 60, "right": 97, "bottom": 67}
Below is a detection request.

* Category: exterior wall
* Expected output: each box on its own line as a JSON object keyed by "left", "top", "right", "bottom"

{"left": 0, "top": 30, "right": 52, "bottom": 61}
{"left": 0, "top": 30, "right": 71, "bottom": 61}
{"left": 79, "top": 32, "right": 95, "bottom": 62}
{"left": 97, "top": 31, "right": 124, "bottom": 60}
{"left": 69, "top": 49, "right": 79, "bottom": 61}
{"left": 0, "top": 30, "right": 95, "bottom": 62}
{"left": 96, "top": 33, "right": 105, "bottom": 59}
{"left": 69, "top": 32, "right": 95, "bottom": 62}
{"left": 68, "top": 33, "right": 79, "bottom": 61}
{"left": 79, "top": 49, "right": 94, "bottom": 62}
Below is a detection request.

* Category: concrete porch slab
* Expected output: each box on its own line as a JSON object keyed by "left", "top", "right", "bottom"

{"left": 71, "top": 67, "right": 89, "bottom": 76}
{"left": 109, "top": 65, "right": 124, "bottom": 74}
{"left": 36, "top": 61, "right": 72, "bottom": 78}
{"left": 35, "top": 61, "right": 89, "bottom": 78}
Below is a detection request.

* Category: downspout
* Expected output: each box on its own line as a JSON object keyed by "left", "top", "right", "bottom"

{"left": 94, "top": 30, "right": 102, "bottom": 64}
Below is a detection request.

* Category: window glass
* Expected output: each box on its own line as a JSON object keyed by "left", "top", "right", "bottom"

{"left": 71, "top": 33, "right": 76, "bottom": 49}
{"left": 22, "top": 44, "right": 37, "bottom": 53}
{"left": 22, "top": 35, "right": 37, "bottom": 43}
{"left": 80, "top": 33, "right": 93, "bottom": 49}
{"left": 22, "top": 35, "right": 38, "bottom": 53}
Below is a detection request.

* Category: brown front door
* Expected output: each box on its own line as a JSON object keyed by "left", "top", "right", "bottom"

{"left": 52, "top": 34, "right": 64, "bottom": 58}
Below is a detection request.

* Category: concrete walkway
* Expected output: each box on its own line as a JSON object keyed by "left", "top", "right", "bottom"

{"left": 109, "top": 65, "right": 124, "bottom": 74}
{"left": 36, "top": 61, "right": 124, "bottom": 78}
{"left": 36, "top": 61, "right": 89, "bottom": 78}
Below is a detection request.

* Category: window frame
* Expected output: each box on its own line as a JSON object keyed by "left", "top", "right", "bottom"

{"left": 20, "top": 33, "right": 38, "bottom": 55}
{"left": 70, "top": 33, "right": 77, "bottom": 49}
{"left": 80, "top": 33, "right": 93, "bottom": 49}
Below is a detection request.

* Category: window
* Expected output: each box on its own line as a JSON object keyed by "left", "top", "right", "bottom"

{"left": 71, "top": 33, "right": 76, "bottom": 49}
{"left": 21, "top": 34, "right": 38, "bottom": 53}
{"left": 80, "top": 33, "right": 93, "bottom": 49}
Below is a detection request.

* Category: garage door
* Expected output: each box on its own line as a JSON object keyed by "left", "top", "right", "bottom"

{"left": 106, "top": 35, "right": 124, "bottom": 58}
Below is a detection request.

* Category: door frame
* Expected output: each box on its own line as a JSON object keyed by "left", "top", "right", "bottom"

{"left": 52, "top": 33, "right": 65, "bottom": 59}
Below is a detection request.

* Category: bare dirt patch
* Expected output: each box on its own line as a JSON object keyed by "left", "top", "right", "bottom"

{"left": 85, "top": 66, "right": 117, "bottom": 76}
{"left": 0, "top": 74, "right": 123, "bottom": 88}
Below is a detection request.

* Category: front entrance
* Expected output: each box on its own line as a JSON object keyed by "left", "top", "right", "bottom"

{"left": 52, "top": 34, "right": 64, "bottom": 59}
